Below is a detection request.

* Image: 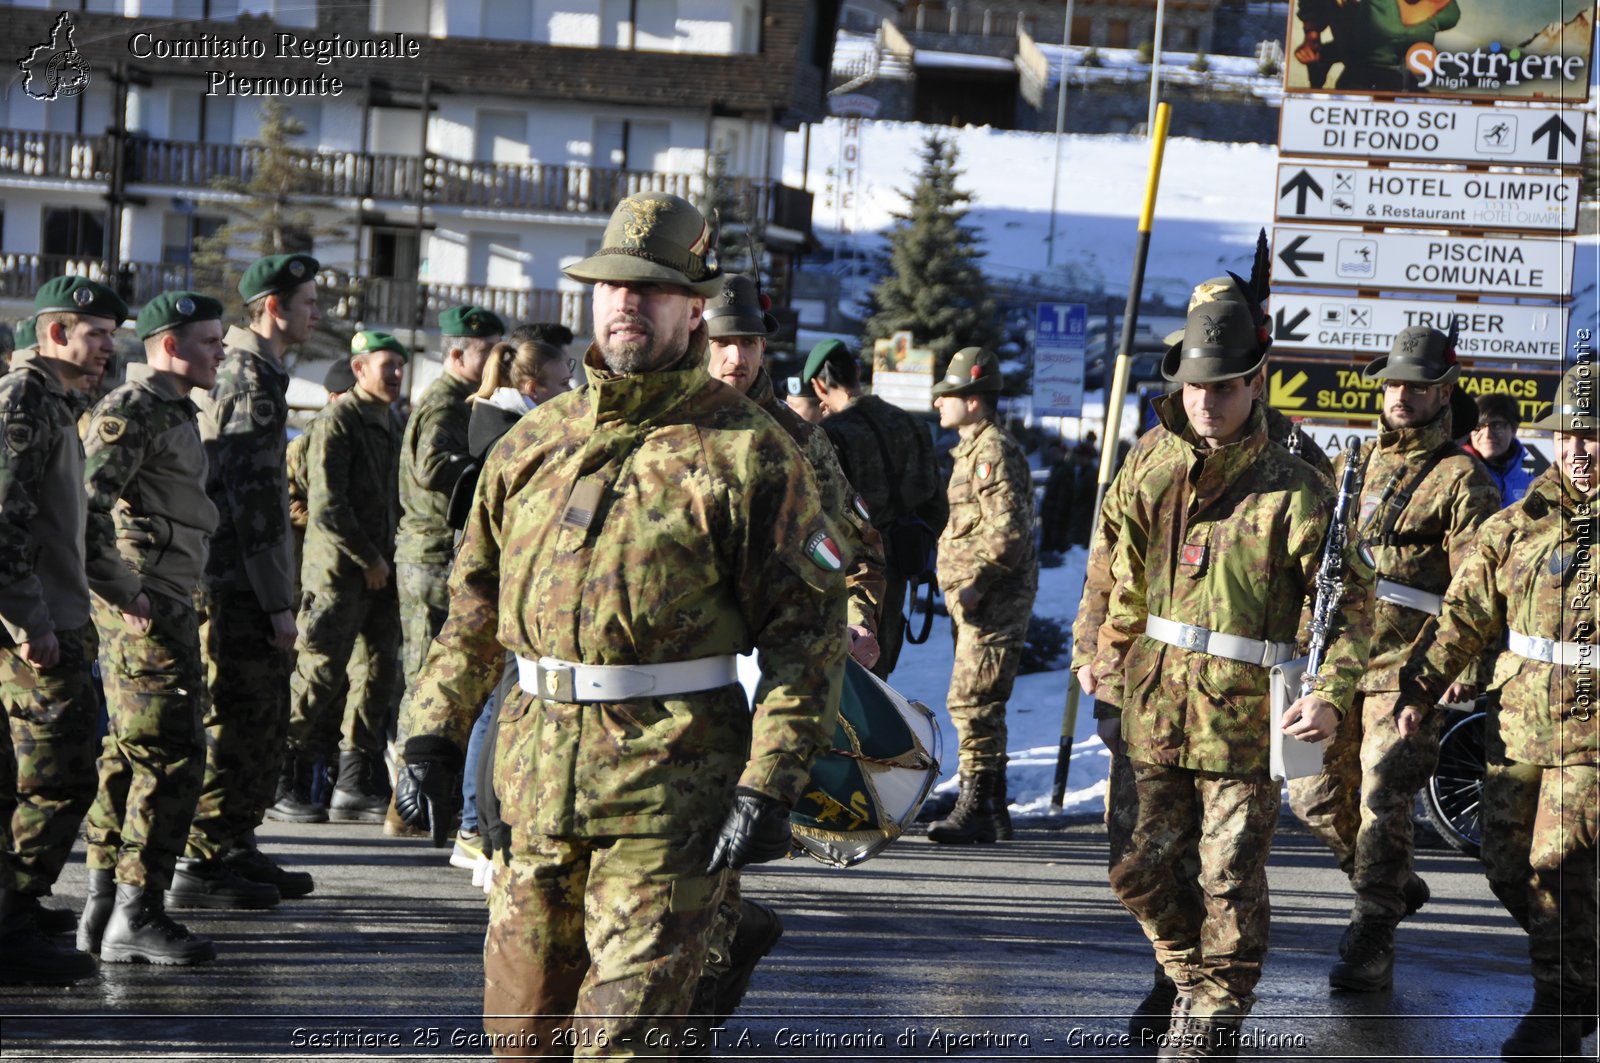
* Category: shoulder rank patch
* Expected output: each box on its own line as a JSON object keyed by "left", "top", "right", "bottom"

{"left": 1549, "top": 547, "right": 1574, "bottom": 578}
{"left": 3, "top": 418, "right": 34, "bottom": 456}
{"left": 97, "top": 416, "right": 127, "bottom": 445}
{"left": 977, "top": 461, "right": 993, "bottom": 480}
{"left": 851, "top": 494, "right": 871, "bottom": 522}
{"left": 250, "top": 393, "right": 277, "bottom": 428}
{"left": 805, "top": 531, "right": 844, "bottom": 572}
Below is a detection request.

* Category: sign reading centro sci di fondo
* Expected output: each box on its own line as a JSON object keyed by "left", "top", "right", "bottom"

{"left": 1278, "top": 97, "right": 1587, "bottom": 168}
{"left": 1267, "top": 355, "right": 1559, "bottom": 422}
{"left": 1283, "top": 0, "right": 1594, "bottom": 102}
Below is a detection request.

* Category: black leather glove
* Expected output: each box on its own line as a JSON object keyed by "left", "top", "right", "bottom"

{"left": 396, "top": 735, "right": 464, "bottom": 846}
{"left": 706, "top": 788, "right": 793, "bottom": 873}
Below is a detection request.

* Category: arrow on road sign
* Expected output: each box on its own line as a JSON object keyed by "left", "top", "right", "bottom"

{"left": 1277, "top": 235, "right": 1324, "bottom": 278}
{"left": 1275, "top": 307, "right": 1311, "bottom": 343}
{"left": 1532, "top": 115, "right": 1577, "bottom": 162}
{"left": 1279, "top": 169, "right": 1324, "bottom": 215}
{"left": 1270, "top": 369, "right": 1309, "bottom": 409}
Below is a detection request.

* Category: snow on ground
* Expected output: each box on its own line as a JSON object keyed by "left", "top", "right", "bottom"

{"left": 885, "top": 546, "right": 1109, "bottom": 822}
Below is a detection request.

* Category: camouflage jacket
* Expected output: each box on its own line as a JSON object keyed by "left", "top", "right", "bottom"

{"left": 286, "top": 430, "right": 310, "bottom": 530}
{"left": 1096, "top": 398, "right": 1373, "bottom": 774}
{"left": 1343, "top": 411, "right": 1499, "bottom": 691}
{"left": 749, "top": 368, "right": 885, "bottom": 633}
{"left": 403, "top": 339, "right": 846, "bottom": 837}
{"left": 303, "top": 386, "right": 402, "bottom": 581}
{"left": 395, "top": 370, "right": 474, "bottom": 565}
{"left": 83, "top": 363, "right": 218, "bottom": 608}
{"left": 1399, "top": 468, "right": 1598, "bottom": 767}
{"left": 0, "top": 351, "right": 98, "bottom": 641}
{"left": 200, "top": 325, "right": 295, "bottom": 614}
{"left": 1071, "top": 404, "right": 1331, "bottom": 695}
{"left": 820, "top": 393, "right": 948, "bottom": 562}
{"left": 937, "top": 417, "right": 1037, "bottom": 607}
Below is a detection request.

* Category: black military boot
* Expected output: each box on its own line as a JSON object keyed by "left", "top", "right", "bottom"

{"left": 993, "top": 771, "right": 1014, "bottom": 841}
{"left": 1339, "top": 872, "right": 1430, "bottom": 958}
{"left": 266, "top": 753, "right": 328, "bottom": 823}
{"left": 0, "top": 890, "right": 97, "bottom": 984}
{"left": 165, "top": 857, "right": 281, "bottom": 910}
{"left": 223, "top": 832, "right": 314, "bottom": 899}
{"left": 714, "top": 899, "right": 784, "bottom": 1019}
{"left": 927, "top": 771, "right": 998, "bottom": 845}
{"left": 1157, "top": 997, "right": 1242, "bottom": 1060}
{"left": 1329, "top": 920, "right": 1395, "bottom": 991}
{"left": 76, "top": 869, "right": 116, "bottom": 954}
{"left": 1500, "top": 986, "right": 1591, "bottom": 1062}
{"left": 100, "top": 884, "right": 216, "bottom": 965}
{"left": 1129, "top": 967, "right": 1180, "bottom": 1043}
{"left": 328, "top": 750, "right": 388, "bottom": 823}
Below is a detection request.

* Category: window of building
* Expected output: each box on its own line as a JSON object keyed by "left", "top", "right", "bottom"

{"left": 370, "top": 228, "right": 420, "bottom": 279}
{"left": 600, "top": 0, "right": 630, "bottom": 46}
{"left": 477, "top": 111, "right": 527, "bottom": 164}
{"left": 468, "top": 232, "right": 523, "bottom": 288}
{"left": 1070, "top": 15, "right": 1089, "bottom": 45}
{"left": 1173, "top": 25, "right": 1198, "bottom": 51}
{"left": 1106, "top": 19, "right": 1130, "bottom": 48}
{"left": 634, "top": 0, "right": 676, "bottom": 51}
{"left": 42, "top": 207, "right": 106, "bottom": 260}
{"left": 170, "top": 1, "right": 241, "bottom": 21}
{"left": 238, "top": 0, "right": 314, "bottom": 28}
{"left": 592, "top": 117, "right": 670, "bottom": 172}
{"left": 370, "top": 106, "right": 425, "bottom": 156}
{"left": 161, "top": 209, "right": 225, "bottom": 267}
{"left": 482, "top": 0, "right": 533, "bottom": 41}
{"left": 731, "top": 0, "right": 758, "bottom": 54}
{"left": 372, "top": 0, "right": 431, "bottom": 34}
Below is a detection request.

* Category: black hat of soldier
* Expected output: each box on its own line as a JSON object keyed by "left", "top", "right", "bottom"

{"left": 1362, "top": 324, "right": 1462, "bottom": 386}
{"left": 1161, "top": 299, "right": 1268, "bottom": 384}
{"left": 705, "top": 275, "right": 777, "bottom": 339}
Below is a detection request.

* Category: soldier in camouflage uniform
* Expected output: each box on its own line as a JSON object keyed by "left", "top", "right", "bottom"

{"left": 693, "top": 273, "right": 886, "bottom": 1034}
{"left": 288, "top": 359, "right": 356, "bottom": 581}
{"left": 273, "top": 331, "right": 408, "bottom": 825}
{"left": 803, "top": 339, "right": 948, "bottom": 679}
{"left": 395, "top": 306, "right": 503, "bottom": 733}
{"left": 1072, "top": 274, "right": 1333, "bottom": 1032}
{"left": 1396, "top": 362, "right": 1598, "bottom": 1061}
{"left": 175, "top": 253, "right": 322, "bottom": 910}
{"left": 1288, "top": 325, "right": 1499, "bottom": 992}
{"left": 0, "top": 277, "right": 126, "bottom": 983}
{"left": 78, "top": 292, "right": 226, "bottom": 965}
{"left": 395, "top": 193, "right": 845, "bottom": 1056}
{"left": 1092, "top": 298, "right": 1373, "bottom": 1056}
{"left": 924, "top": 347, "right": 1037, "bottom": 845}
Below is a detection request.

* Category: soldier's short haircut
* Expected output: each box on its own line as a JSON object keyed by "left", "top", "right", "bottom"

{"left": 816, "top": 346, "right": 860, "bottom": 391}
{"left": 246, "top": 297, "right": 271, "bottom": 325}
{"left": 1475, "top": 392, "right": 1520, "bottom": 426}
{"left": 510, "top": 322, "right": 574, "bottom": 348}
{"left": 441, "top": 334, "right": 471, "bottom": 356}
{"left": 35, "top": 311, "right": 80, "bottom": 345}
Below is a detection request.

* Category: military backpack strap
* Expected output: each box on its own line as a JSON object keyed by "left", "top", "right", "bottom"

{"left": 1367, "top": 441, "right": 1459, "bottom": 549}
{"left": 904, "top": 577, "right": 936, "bottom": 644}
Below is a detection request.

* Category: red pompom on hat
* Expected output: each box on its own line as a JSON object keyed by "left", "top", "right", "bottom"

{"left": 758, "top": 292, "right": 772, "bottom": 312}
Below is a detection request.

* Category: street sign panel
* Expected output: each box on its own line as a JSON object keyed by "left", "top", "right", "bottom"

{"left": 1267, "top": 356, "right": 1560, "bottom": 423}
{"left": 1271, "top": 293, "right": 1570, "bottom": 362}
{"left": 1033, "top": 302, "right": 1088, "bottom": 417}
{"left": 1274, "top": 163, "right": 1580, "bottom": 234}
{"left": 1272, "top": 225, "right": 1574, "bottom": 299}
{"left": 1279, "top": 97, "right": 1587, "bottom": 168}
{"left": 1295, "top": 421, "right": 1554, "bottom": 474}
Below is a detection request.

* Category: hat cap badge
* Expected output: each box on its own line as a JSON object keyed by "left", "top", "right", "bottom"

{"left": 289, "top": 260, "right": 306, "bottom": 278}
{"left": 352, "top": 333, "right": 368, "bottom": 352}
{"left": 622, "top": 198, "right": 668, "bottom": 247}
{"left": 1201, "top": 313, "right": 1225, "bottom": 345}
{"left": 175, "top": 296, "right": 196, "bottom": 316}
{"left": 72, "top": 286, "right": 93, "bottom": 307}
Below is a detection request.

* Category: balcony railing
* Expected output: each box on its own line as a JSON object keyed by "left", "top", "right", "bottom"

{"left": 0, "top": 129, "right": 113, "bottom": 183}
{"left": 0, "top": 253, "right": 194, "bottom": 306}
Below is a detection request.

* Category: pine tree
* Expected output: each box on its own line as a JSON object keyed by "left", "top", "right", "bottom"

{"left": 191, "top": 98, "right": 352, "bottom": 362}
{"left": 864, "top": 132, "right": 998, "bottom": 375}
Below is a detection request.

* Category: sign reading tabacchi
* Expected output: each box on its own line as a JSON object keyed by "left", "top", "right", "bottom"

{"left": 1284, "top": 0, "right": 1594, "bottom": 102}
{"left": 1267, "top": 355, "right": 1559, "bottom": 422}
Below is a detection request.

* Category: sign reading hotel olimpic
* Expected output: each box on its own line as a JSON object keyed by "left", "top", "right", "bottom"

{"left": 1283, "top": 0, "right": 1594, "bottom": 102}
{"left": 1270, "top": 292, "right": 1570, "bottom": 362}
{"left": 1274, "top": 163, "right": 1579, "bottom": 233}
{"left": 1272, "top": 225, "right": 1574, "bottom": 299}
{"left": 1279, "top": 97, "right": 1586, "bottom": 167}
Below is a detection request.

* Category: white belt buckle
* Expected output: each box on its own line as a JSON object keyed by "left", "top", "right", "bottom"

{"left": 536, "top": 656, "right": 576, "bottom": 702}
{"left": 1177, "top": 623, "right": 1208, "bottom": 651}
{"left": 1529, "top": 636, "right": 1556, "bottom": 664}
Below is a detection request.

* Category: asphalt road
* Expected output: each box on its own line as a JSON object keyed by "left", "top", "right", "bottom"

{"left": 0, "top": 814, "right": 1590, "bottom": 1062}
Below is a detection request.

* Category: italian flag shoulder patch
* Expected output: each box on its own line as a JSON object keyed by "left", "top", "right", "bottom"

{"left": 805, "top": 531, "right": 844, "bottom": 572}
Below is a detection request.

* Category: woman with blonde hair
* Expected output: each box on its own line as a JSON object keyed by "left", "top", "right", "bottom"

{"left": 468, "top": 332, "right": 573, "bottom": 459}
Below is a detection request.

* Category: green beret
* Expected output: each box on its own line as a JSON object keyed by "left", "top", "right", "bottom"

{"left": 350, "top": 330, "right": 408, "bottom": 361}
{"left": 34, "top": 276, "right": 129, "bottom": 325}
{"left": 135, "top": 290, "right": 225, "bottom": 340}
{"left": 238, "top": 253, "right": 320, "bottom": 304}
{"left": 439, "top": 305, "right": 505, "bottom": 339}
{"left": 802, "top": 339, "right": 850, "bottom": 384}
{"left": 14, "top": 317, "right": 36, "bottom": 351}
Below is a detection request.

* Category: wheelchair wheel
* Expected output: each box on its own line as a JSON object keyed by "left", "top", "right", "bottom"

{"left": 1424, "top": 710, "right": 1486, "bottom": 858}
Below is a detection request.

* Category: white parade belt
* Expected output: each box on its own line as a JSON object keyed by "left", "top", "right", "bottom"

{"left": 1145, "top": 615, "right": 1297, "bottom": 668}
{"left": 1508, "top": 631, "right": 1596, "bottom": 669}
{"left": 516, "top": 654, "right": 739, "bottom": 702}
{"left": 1376, "top": 578, "right": 1443, "bottom": 616}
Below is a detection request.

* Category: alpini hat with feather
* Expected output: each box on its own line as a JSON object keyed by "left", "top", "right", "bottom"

{"left": 705, "top": 274, "right": 777, "bottom": 339}
{"left": 1161, "top": 230, "right": 1273, "bottom": 385}
{"left": 1527, "top": 362, "right": 1599, "bottom": 436}
{"left": 1362, "top": 322, "right": 1462, "bottom": 386}
{"left": 562, "top": 192, "right": 723, "bottom": 297}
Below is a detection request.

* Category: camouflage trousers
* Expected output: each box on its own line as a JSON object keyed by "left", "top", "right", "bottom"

{"left": 483, "top": 828, "right": 724, "bottom": 1058}
{"left": 943, "top": 593, "right": 1030, "bottom": 775}
{"left": 1481, "top": 735, "right": 1598, "bottom": 1003}
{"left": 0, "top": 622, "right": 100, "bottom": 896}
{"left": 287, "top": 573, "right": 401, "bottom": 761}
{"left": 394, "top": 561, "right": 451, "bottom": 748}
{"left": 1286, "top": 691, "right": 1444, "bottom": 924}
{"left": 702, "top": 868, "right": 744, "bottom": 979}
{"left": 1106, "top": 749, "right": 1199, "bottom": 989}
{"left": 186, "top": 586, "right": 294, "bottom": 861}
{"left": 85, "top": 591, "right": 205, "bottom": 890}
{"left": 1109, "top": 761, "right": 1280, "bottom": 1020}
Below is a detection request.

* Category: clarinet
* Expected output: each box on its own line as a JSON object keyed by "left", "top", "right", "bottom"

{"left": 1301, "top": 440, "right": 1363, "bottom": 698}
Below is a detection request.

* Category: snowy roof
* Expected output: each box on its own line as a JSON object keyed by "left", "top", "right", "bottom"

{"left": 914, "top": 49, "right": 1017, "bottom": 73}
{"left": 1034, "top": 44, "right": 1282, "bottom": 102}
